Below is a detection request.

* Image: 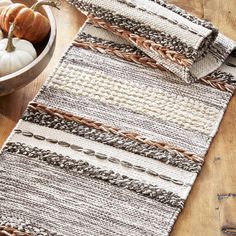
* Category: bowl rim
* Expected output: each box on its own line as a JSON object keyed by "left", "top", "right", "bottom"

{"left": 0, "top": 4, "right": 56, "bottom": 82}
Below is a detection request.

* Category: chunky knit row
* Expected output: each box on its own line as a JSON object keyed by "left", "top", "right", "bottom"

{"left": 48, "top": 62, "right": 220, "bottom": 134}
{"left": 0, "top": 215, "right": 56, "bottom": 236}
{"left": 22, "top": 106, "right": 202, "bottom": 172}
{"left": 69, "top": 0, "right": 198, "bottom": 60}
{"left": 73, "top": 34, "right": 236, "bottom": 93}
{"left": 3, "top": 142, "right": 185, "bottom": 209}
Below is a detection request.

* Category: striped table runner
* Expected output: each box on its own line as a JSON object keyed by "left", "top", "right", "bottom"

{"left": 0, "top": 1, "right": 236, "bottom": 235}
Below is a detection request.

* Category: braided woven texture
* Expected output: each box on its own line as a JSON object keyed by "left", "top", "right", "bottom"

{"left": 68, "top": 0, "right": 236, "bottom": 83}
{"left": 73, "top": 40, "right": 167, "bottom": 70}
{"left": 86, "top": 15, "right": 193, "bottom": 68}
{"left": 0, "top": 227, "right": 32, "bottom": 236}
{"left": 0, "top": 2, "right": 236, "bottom": 236}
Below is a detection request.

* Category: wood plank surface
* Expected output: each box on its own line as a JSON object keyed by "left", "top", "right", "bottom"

{"left": 0, "top": 1, "right": 236, "bottom": 235}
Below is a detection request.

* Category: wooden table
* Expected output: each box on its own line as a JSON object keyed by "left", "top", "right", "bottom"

{"left": 0, "top": 1, "right": 235, "bottom": 235}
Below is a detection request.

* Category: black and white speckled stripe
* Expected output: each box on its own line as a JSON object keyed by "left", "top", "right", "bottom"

{"left": 22, "top": 107, "right": 202, "bottom": 173}
{"left": 208, "top": 70, "right": 236, "bottom": 84}
{"left": 2, "top": 142, "right": 185, "bottom": 209}
{"left": 69, "top": 0, "right": 198, "bottom": 60}
{"left": 149, "top": 0, "right": 217, "bottom": 33}
{"left": 0, "top": 216, "right": 58, "bottom": 236}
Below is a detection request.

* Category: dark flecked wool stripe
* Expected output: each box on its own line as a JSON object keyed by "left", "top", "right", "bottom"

{"left": 14, "top": 128, "right": 190, "bottom": 187}
{"left": 2, "top": 142, "right": 185, "bottom": 209}
{"left": 21, "top": 106, "right": 202, "bottom": 173}
{"left": 149, "top": 0, "right": 217, "bottom": 33}
{"left": 68, "top": 0, "right": 198, "bottom": 60}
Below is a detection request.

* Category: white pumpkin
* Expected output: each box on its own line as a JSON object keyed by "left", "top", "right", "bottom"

{"left": 0, "top": 0, "right": 12, "bottom": 14}
{"left": 0, "top": 24, "right": 37, "bottom": 77}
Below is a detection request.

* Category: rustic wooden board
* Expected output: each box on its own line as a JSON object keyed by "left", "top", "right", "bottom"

{"left": 169, "top": 1, "right": 236, "bottom": 236}
{"left": 0, "top": 1, "right": 235, "bottom": 235}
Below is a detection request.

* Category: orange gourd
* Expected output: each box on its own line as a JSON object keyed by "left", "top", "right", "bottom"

{"left": 0, "top": 0, "right": 59, "bottom": 43}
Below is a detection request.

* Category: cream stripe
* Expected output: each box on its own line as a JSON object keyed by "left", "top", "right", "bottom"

{"left": 48, "top": 63, "right": 220, "bottom": 134}
{"left": 68, "top": 47, "right": 231, "bottom": 107}
{"left": 9, "top": 120, "right": 196, "bottom": 199}
{"left": 82, "top": 0, "right": 206, "bottom": 49}
{"left": 35, "top": 89, "right": 208, "bottom": 156}
{"left": 190, "top": 53, "right": 218, "bottom": 78}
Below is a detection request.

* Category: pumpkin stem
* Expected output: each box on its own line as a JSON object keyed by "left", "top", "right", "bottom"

{"left": 31, "top": 0, "right": 61, "bottom": 11}
{"left": 5, "top": 23, "right": 15, "bottom": 53}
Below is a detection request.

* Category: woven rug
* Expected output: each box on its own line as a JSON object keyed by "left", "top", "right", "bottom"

{"left": 1, "top": 1, "right": 236, "bottom": 235}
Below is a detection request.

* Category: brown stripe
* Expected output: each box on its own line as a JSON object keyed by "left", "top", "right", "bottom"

{"left": 22, "top": 103, "right": 202, "bottom": 172}
{"left": 73, "top": 40, "right": 166, "bottom": 71}
{"left": 73, "top": 38, "right": 235, "bottom": 93}
{"left": 0, "top": 226, "right": 32, "bottom": 236}
{"left": 86, "top": 14, "right": 193, "bottom": 68}
{"left": 199, "top": 76, "right": 235, "bottom": 93}
{"left": 28, "top": 102, "right": 204, "bottom": 163}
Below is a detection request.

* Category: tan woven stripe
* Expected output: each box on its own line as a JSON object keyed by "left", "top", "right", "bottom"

{"left": 199, "top": 76, "right": 235, "bottom": 93}
{"left": 73, "top": 40, "right": 166, "bottom": 71}
{"left": 0, "top": 226, "right": 32, "bottom": 236}
{"left": 73, "top": 39, "right": 235, "bottom": 93}
{"left": 85, "top": 14, "right": 193, "bottom": 68}
{"left": 28, "top": 102, "right": 204, "bottom": 163}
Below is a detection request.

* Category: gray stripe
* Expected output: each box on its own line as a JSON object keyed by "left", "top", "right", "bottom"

{"left": 0, "top": 152, "right": 180, "bottom": 236}
{"left": 2, "top": 143, "right": 184, "bottom": 209}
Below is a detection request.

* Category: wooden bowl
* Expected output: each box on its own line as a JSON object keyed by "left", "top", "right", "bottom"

{"left": 0, "top": 0, "right": 56, "bottom": 96}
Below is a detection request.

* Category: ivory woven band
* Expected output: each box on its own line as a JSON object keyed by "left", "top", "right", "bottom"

{"left": 0, "top": 1, "right": 236, "bottom": 236}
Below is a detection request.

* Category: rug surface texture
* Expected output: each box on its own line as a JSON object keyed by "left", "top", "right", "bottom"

{"left": 0, "top": 1, "right": 236, "bottom": 236}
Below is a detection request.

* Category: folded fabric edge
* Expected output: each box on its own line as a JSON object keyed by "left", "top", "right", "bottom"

{"left": 67, "top": 0, "right": 219, "bottom": 82}
{"left": 191, "top": 33, "right": 236, "bottom": 81}
{"left": 68, "top": 0, "right": 236, "bottom": 85}
{"left": 73, "top": 20, "right": 236, "bottom": 93}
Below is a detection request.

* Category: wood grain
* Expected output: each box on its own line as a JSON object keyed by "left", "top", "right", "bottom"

{"left": 0, "top": 1, "right": 236, "bottom": 236}
{"left": 0, "top": 1, "right": 86, "bottom": 147}
{"left": 169, "top": 1, "right": 236, "bottom": 236}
